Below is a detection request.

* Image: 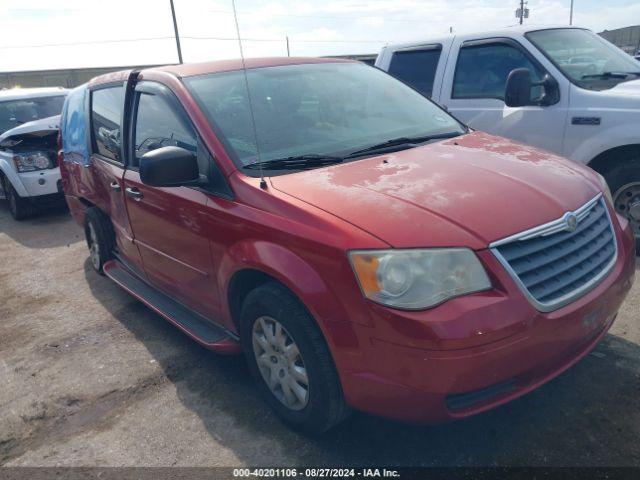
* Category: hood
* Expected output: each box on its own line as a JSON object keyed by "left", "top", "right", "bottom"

{"left": 271, "top": 132, "right": 600, "bottom": 249}
{"left": 0, "top": 115, "right": 60, "bottom": 143}
{"left": 606, "top": 78, "right": 640, "bottom": 97}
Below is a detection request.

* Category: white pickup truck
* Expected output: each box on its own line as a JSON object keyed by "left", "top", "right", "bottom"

{"left": 376, "top": 26, "right": 640, "bottom": 243}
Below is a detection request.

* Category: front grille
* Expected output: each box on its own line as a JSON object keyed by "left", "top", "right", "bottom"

{"left": 491, "top": 195, "right": 616, "bottom": 311}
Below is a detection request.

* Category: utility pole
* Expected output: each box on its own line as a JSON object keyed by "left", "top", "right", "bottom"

{"left": 569, "top": 0, "right": 574, "bottom": 25}
{"left": 286, "top": 36, "right": 290, "bottom": 57}
{"left": 515, "top": 0, "right": 529, "bottom": 25}
{"left": 169, "top": 0, "right": 183, "bottom": 64}
{"left": 519, "top": 0, "right": 524, "bottom": 24}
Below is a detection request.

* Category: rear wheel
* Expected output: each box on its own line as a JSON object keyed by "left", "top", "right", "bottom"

{"left": 2, "top": 175, "right": 36, "bottom": 221}
{"left": 240, "top": 282, "right": 349, "bottom": 434}
{"left": 84, "top": 207, "right": 115, "bottom": 274}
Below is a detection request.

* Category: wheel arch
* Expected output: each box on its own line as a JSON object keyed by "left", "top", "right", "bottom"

{"left": 0, "top": 158, "right": 29, "bottom": 197}
{"left": 220, "top": 240, "right": 359, "bottom": 346}
{"left": 587, "top": 144, "right": 640, "bottom": 176}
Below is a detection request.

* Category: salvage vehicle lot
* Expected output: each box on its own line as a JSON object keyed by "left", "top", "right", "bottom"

{"left": 1, "top": 205, "right": 639, "bottom": 467}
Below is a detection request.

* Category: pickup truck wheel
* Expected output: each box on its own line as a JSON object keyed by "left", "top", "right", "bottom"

{"left": 2, "top": 175, "right": 36, "bottom": 221}
{"left": 605, "top": 161, "right": 640, "bottom": 254}
{"left": 240, "top": 282, "right": 349, "bottom": 434}
{"left": 84, "top": 207, "right": 115, "bottom": 274}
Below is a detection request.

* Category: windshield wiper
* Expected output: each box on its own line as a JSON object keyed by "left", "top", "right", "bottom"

{"left": 346, "top": 131, "right": 463, "bottom": 157}
{"left": 581, "top": 71, "right": 640, "bottom": 79}
{"left": 244, "top": 154, "right": 344, "bottom": 170}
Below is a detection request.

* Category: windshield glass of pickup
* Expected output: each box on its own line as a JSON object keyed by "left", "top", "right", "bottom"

{"left": 526, "top": 28, "right": 640, "bottom": 90}
{"left": 0, "top": 96, "right": 66, "bottom": 135}
{"left": 185, "top": 62, "right": 464, "bottom": 170}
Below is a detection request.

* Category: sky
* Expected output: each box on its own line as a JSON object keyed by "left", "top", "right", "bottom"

{"left": 1, "top": 0, "right": 638, "bottom": 72}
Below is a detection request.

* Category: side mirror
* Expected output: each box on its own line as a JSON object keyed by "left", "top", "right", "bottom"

{"left": 505, "top": 68, "right": 533, "bottom": 107}
{"left": 139, "top": 146, "right": 201, "bottom": 187}
{"left": 537, "top": 73, "right": 560, "bottom": 106}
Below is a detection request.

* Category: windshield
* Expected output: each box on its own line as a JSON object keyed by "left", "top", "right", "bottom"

{"left": 0, "top": 95, "right": 66, "bottom": 135}
{"left": 526, "top": 28, "right": 640, "bottom": 90}
{"left": 184, "top": 63, "right": 465, "bottom": 172}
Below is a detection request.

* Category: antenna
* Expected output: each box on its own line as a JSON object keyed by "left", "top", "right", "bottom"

{"left": 231, "top": 0, "right": 267, "bottom": 189}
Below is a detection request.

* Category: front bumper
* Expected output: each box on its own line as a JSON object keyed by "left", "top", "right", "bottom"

{"left": 16, "top": 167, "right": 62, "bottom": 197}
{"left": 339, "top": 215, "right": 636, "bottom": 423}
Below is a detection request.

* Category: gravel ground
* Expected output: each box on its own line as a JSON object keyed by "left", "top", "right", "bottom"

{"left": 1, "top": 203, "right": 639, "bottom": 467}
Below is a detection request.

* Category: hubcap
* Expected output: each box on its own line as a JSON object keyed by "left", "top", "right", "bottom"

{"left": 252, "top": 316, "right": 309, "bottom": 410}
{"left": 613, "top": 182, "right": 640, "bottom": 238}
{"left": 88, "top": 223, "right": 101, "bottom": 270}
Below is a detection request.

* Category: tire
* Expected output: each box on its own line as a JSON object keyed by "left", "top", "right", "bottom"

{"left": 603, "top": 155, "right": 640, "bottom": 255}
{"left": 84, "top": 207, "right": 116, "bottom": 274}
{"left": 2, "top": 175, "right": 37, "bottom": 221}
{"left": 240, "top": 282, "right": 349, "bottom": 434}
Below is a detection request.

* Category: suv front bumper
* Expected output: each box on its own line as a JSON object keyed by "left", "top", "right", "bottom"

{"left": 17, "top": 167, "right": 62, "bottom": 197}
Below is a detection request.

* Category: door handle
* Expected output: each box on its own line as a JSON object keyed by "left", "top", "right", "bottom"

{"left": 110, "top": 181, "right": 121, "bottom": 192}
{"left": 125, "top": 187, "right": 143, "bottom": 201}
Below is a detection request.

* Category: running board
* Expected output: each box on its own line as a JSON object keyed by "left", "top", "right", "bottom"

{"left": 103, "top": 260, "right": 241, "bottom": 355}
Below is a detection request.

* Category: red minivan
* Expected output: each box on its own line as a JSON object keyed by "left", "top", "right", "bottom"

{"left": 59, "top": 58, "right": 636, "bottom": 433}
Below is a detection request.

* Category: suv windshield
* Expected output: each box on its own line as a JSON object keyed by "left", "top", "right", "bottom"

{"left": 0, "top": 95, "right": 66, "bottom": 135}
{"left": 526, "top": 28, "right": 640, "bottom": 90}
{"left": 185, "top": 62, "right": 465, "bottom": 173}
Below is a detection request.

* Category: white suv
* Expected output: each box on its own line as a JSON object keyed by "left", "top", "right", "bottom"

{"left": 0, "top": 88, "right": 67, "bottom": 220}
{"left": 376, "top": 26, "right": 640, "bottom": 245}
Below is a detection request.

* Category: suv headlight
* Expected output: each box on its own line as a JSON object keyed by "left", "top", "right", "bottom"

{"left": 13, "top": 152, "right": 54, "bottom": 172}
{"left": 349, "top": 248, "right": 491, "bottom": 310}
{"left": 595, "top": 172, "right": 613, "bottom": 206}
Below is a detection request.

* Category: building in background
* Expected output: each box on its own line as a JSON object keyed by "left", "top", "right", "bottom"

{"left": 0, "top": 56, "right": 378, "bottom": 89}
{"left": 324, "top": 54, "right": 377, "bottom": 65}
{"left": 599, "top": 25, "right": 640, "bottom": 55}
{"left": 0, "top": 64, "right": 167, "bottom": 89}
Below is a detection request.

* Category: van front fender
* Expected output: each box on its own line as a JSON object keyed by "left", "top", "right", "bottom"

{"left": 218, "top": 240, "right": 365, "bottom": 346}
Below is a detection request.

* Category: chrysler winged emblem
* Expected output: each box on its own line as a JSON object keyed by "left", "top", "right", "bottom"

{"left": 563, "top": 212, "right": 578, "bottom": 232}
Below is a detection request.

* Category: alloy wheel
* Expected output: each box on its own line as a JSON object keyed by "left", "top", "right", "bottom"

{"left": 252, "top": 316, "right": 309, "bottom": 410}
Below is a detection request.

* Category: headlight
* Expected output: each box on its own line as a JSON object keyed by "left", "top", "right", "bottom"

{"left": 595, "top": 172, "right": 613, "bottom": 206}
{"left": 349, "top": 248, "right": 491, "bottom": 310}
{"left": 12, "top": 152, "right": 53, "bottom": 172}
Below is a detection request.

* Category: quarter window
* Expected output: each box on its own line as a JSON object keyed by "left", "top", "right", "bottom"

{"left": 453, "top": 43, "right": 543, "bottom": 100}
{"left": 91, "top": 86, "right": 124, "bottom": 162}
{"left": 134, "top": 92, "right": 197, "bottom": 165}
{"left": 387, "top": 47, "right": 442, "bottom": 97}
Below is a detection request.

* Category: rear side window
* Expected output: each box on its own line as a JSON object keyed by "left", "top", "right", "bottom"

{"left": 452, "top": 43, "right": 543, "bottom": 100}
{"left": 387, "top": 48, "right": 441, "bottom": 97}
{"left": 133, "top": 92, "right": 197, "bottom": 164}
{"left": 91, "top": 86, "right": 124, "bottom": 162}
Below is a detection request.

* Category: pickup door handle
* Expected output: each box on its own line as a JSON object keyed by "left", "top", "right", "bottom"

{"left": 125, "top": 187, "right": 143, "bottom": 201}
{"left": 110, "top": 181, "right": 121, "bottom": 192}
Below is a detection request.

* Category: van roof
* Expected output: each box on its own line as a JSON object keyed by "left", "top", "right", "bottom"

{"left": 88, "top": 57, "right": 356, "bottom": 87}
{"left": 382, "top": 25, "right": 587, "bottom": 51}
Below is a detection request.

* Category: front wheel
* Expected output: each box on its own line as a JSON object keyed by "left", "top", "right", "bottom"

{"left": 84, "top": 207, "right": 115, "bottom": 274}
{"left": 240, "top": 282, "right": 349, "bottom": 434}
{"left": 604, "top": 161, "right": 640, "bottom": 254}
{"left": 2, "top": 176, "right": 36, "bottom": 221}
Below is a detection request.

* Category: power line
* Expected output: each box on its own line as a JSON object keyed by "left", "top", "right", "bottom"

{"left": 0, "top": 35, "right": 385, "bottom": 51}
{"left": 0, "top": 36, "right": 176, "bottom": 50}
